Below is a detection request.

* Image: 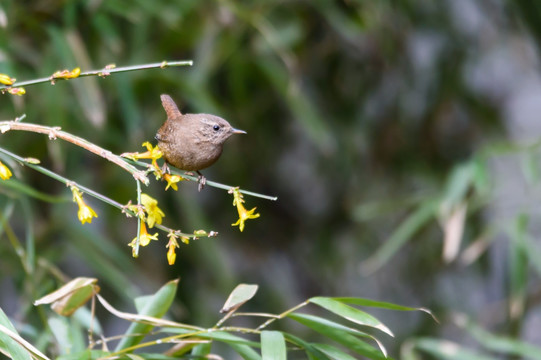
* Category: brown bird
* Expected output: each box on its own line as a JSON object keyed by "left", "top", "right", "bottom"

{"left": 156, "top": 94, "right": 246, "bottom": 190}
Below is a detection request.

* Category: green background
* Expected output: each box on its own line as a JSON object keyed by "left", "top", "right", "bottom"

{"left": 1, "top": 1, "right": 541, "bottom": 358}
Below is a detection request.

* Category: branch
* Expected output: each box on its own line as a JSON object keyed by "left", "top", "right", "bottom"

{"left": 127, "top": 158, "right": 278, "bottom": 201}
{"left": 0, "top": 146, "right": 207, "bottom": 239}
{"left": 0, "top": 119, "right": 149, "bottom": 184}
{"left": 0, "top": 60, "right": 193, "bottom": 91}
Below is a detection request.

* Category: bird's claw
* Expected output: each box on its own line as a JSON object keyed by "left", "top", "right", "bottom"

{"left": 161, "top": 162, "right": 171, "bottom": 174}
{"left": 197, "top": 171, "right": 206, "bottom": 192}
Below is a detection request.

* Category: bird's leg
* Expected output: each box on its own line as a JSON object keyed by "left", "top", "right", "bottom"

{"left": 161, "top": 161, "right": 171, "bottom": 174}
{"left": 196, "top": 171, "right": 206, "bottom": 192}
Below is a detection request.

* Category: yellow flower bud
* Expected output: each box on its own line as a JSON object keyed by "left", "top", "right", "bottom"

{"left": 0, "top": 74, "right": 16, "bottom": 85}
{"left": 0, "top": 161, "right": 12, "bottom": 180}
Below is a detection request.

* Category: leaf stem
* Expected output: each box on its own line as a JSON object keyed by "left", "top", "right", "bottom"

{"left": 256, "top": 300, "right": 310, "bottom": 330}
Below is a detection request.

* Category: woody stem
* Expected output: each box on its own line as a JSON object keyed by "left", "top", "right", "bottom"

{"left": 0, "top": 120, "right": 149, "bottom": 184}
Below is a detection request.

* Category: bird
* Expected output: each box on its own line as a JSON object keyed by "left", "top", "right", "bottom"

{"left": 155, "top": 94, "right": 246, "bottom": 190}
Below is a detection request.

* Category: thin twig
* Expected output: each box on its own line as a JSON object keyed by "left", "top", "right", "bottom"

{"left": 0, "top": 60, "right": 193, "bottom": 90}
{"left": 0, "top": 120, "right": 149, "bottom": 184}
{"left": 127, "top": 159, "right": 279, "bottom": 201}
{"left": 256, "top": 300, "right": 310, "bottom": 330}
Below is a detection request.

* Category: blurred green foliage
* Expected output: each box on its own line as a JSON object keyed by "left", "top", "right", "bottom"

{"left": 1, "top": 0, "right": 541, "bottom": 358}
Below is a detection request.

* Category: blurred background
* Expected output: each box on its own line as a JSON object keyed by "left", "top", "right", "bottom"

{"left": 1, "top": 0, "right": 541, "bottom": 358}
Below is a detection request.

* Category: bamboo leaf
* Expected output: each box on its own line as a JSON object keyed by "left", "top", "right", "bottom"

{"left": 288, "top": 313, "right": 389, "bottom": 360}
{"left": 0, "top": 323, "right": 50, "bottom": 360}
{"left": 261, "top": 331, "right": 286, "bottom": 360}
{"left": 34, "top": 277, "right": 99, "bottom": 317}
{"left": 227, "top": 342, "right": 262, "bottom": 360}
{"left": 221, "top": 284, "right": 258, "bottom": 313}
{"left": 456, "top": 314, "right": 541, "bottom": 358}
{"left": 333, "top": 297, "right": 437, "bottom": 322}
{"left": 282, "top": 333, "right": 330, "bottom": 360}
{"left": 312, "top": 343, "right": 358, "bottom": 360}
{"left": 191, "top": 342, "right": 212, "bottom": 357}
{"left": 310, "top": 297, "right": 393, "bottom": 337}
{"left": 48, "top": 316, "right": 85, "bottom": 355}
{"left": 163, "top": 328, "right": 260, "bottom": 347}
{"left": 114, "top": 279, "right": 179, "bottom": 351}
{"left": 410, "top": 338, "right": 494, "bottom": 360}
{"left": 0, "top": 308, "right": 33, "bottom": 360}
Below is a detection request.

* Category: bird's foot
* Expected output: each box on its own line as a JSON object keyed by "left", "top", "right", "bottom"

{"left": 196, "top": 171, "right": 206, "bottom": 192}
{"left": 161, "top": 162, "right": 171, "bottom": 174}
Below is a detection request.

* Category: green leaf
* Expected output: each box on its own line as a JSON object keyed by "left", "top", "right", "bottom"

{"left": 227, "top": 341, "right": 262, "bottom": 360}
{"left": 132, "top": 354, "right": 185, "bottom": 360}
{"left": 56, "top": 349, "right": 109, "bottom": 360}
{"left": 288, "top": 313, "right": 389, "bottom": 360}
{"left": 310, "top": 297, "right": 393, "bottom": 337}
{"left": 164, "top": 328, "right": 260, "bottom": 348}
{"left": 410, "top": 338, "right": 494, "bottom": 360}
{"left": 282, "top": 333, "right": 330, "bottom": 360}
{"left": 135, "top": 294, "right": 154, "bottom": 313}
{"left": 34, "top": 277, "right": 98, "bottom": 316}
{"left": 125, "top": 354, "right": 145, "bottom": 360}
{"left": 442, "top": 162, "right": 474, "bottom": 208}
{"left": 457, "top": 315, "right": 541, "bottom": 358}
{"left": 114, "top": 279, "right": 179, "bottom": 351}
{"left": 261, "top": 331, "right": 286, "bottom": 360}
{"left": 221, "top": 284, "right": 259, "bottom": 313}
{"left": 191, "top": 342, "right": 212, "bottom": 357}
{"left": 163, "top": 328, "right": 261, "bottom": 360}
{"left": 48, "top": 316, "right": 85, "bottom": 355}
{"left": 508, "top": 214, "right": 529, "bottom": 321}
{"left": 0, "top": 308, "right": 33, "bottom": 360}
{"left": 333, "top": 297, "right": 437, "bottom": 322}
{"left": 73, "top": 306, "right": 103, "bottom": 335}
{"left": 312, "top": 343, "right": 358, "bottom": 360}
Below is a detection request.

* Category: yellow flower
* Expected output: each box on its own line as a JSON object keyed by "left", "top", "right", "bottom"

{"left": 166, "top": 234, "right": 179, "bottom": 265}
{"left": 121, "top": 142, "right": 163, "bottom": 162}
{"left": 141, "top": 193, "right": 165, "bottom": 228}
{"left": 121, "top": 142, "right": 164, "bottom": 178}
{"left": 137, "top": 221, "right": 158, "bottom": 246}
{"left": 163, "top": 173, "right": 184, "bottom": 191}
{"left": 167, "top": 244, "right": 177, "bottom": 265}
{"left": 71, "top": 187, "right": 98, "bottom": 224}
{"left": 128, "top": 220, "right": 159, "bottom": 257}
{"left": 0, "top": 161, "right": 12, "bottom": 180}
{"left": 230, "top": 188, "right": 260, "bottom": 232}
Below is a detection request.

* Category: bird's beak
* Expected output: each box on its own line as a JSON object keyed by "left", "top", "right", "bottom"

{"left": 232, "top": 128, "right": 247, "bottom": 134}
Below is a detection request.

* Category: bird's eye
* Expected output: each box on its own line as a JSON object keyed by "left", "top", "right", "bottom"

{"left": 213, "top": 124, "right": 220, "bottom": 131}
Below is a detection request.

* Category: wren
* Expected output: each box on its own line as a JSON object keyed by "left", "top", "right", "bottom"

{"left": 155, "top": 94, "right": 246, "bottom": 190}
